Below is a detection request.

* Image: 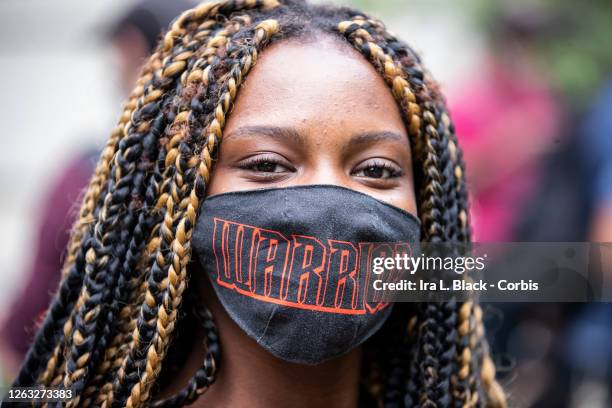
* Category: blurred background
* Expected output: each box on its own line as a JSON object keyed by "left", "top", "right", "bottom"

{"left": 0, "top": 0, "right": 611, "bottom": 406}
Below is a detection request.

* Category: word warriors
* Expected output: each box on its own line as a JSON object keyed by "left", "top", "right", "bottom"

{"left": 211, "top": 218, "right": 411, "bottom": 315}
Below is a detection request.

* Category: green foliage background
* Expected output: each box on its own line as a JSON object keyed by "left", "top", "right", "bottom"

{"left": 338, "top": 0, "right": 612, "bottom": 109}
{"left": 475, "top": 0, "right": 612, "bottom": 108}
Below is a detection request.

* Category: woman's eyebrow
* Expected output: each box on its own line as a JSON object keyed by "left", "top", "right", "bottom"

{"left": 347, "top": 131, "right": 405, "bottom": 148}
{"left": 223, "top": 125, "right": 307, "bottom": 147}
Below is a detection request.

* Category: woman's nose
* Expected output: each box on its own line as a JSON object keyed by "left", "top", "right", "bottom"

{"left": 293, "top": 160, "right": 351, "bottom": 188}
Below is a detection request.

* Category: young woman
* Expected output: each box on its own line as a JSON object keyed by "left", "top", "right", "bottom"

{"left": 11, "top": 0, "right": 506, "bottom": 406}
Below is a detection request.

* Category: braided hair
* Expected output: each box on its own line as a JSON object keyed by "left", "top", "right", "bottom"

{"left": 11, "top": 0, "right": 506, "bottom": 407}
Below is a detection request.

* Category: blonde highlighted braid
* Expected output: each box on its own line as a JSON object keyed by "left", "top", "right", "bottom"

{"left": 11, "top": 0, "right": 505, "bottom": 407}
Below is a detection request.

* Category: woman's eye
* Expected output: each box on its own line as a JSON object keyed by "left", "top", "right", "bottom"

{"left": 352, "top": 160, "right": 403, "bottom": 179}
{"left": 250, "top": 161, "right": 287, "bottom": 173}
{"left": 236, "top": 154, "right": 295, "bottom": 178}
{"left": 360, "top": 166, "right": 391, "bottom": 179}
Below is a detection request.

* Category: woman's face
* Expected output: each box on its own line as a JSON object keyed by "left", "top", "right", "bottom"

{"left": 207, "top": 37, "right": 417, "bottom": 215}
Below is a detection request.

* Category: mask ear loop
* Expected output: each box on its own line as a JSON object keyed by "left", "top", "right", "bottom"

{"left": 151, "top": 298, "right": 221, "bottom": 407}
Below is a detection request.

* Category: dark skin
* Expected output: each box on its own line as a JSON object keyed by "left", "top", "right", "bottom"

{"left": 165, "top": 37, "right": 417, "bottom": 407}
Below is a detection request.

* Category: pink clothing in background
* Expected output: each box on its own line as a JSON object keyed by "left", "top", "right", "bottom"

{"left": 449, "top": 59, "right": 561, "bottom": 242}
{"left": 0, "top": 153, "right": 94, "bottom": 356}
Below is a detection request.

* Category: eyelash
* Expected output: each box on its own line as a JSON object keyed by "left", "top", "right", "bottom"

{"left": 352, "top": 159, "right": 404, "bottom": 179}
{"left": 237, "top": 154, "right": 293, "bottom": 173}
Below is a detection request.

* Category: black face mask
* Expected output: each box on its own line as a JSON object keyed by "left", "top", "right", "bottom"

{"left": 192, "top": 185, "right": 421, "bottom": 365}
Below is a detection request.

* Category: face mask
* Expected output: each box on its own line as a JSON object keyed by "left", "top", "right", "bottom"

{"left": 192, "top": 185, "right": 421, "bottom": 365}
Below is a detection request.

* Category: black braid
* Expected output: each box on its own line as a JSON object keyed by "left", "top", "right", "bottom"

{"left": 62, "top": 59, "right": 177, "bottom": 404}
{"left": 152, "top": 300, "right": 221, "bottom": 407}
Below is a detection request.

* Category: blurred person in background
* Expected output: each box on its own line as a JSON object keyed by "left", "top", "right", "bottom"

{"left": 0, "top": 0, "right": 193, "bottom": 379}
{"left": 508, "top": 6, "right": 612, "bottom": 407}
{"left": 581, "top": 82, "right": 612, "bottom": 244}
{"left": 515, "top": 77, "right": 612, "bottom": 408}
{"left": 448, "top": 3, "right": 604, "bottom": 407}
{"left": 450, "top": 2, "right": 612, "bottom": 406}
{"left": 448, "top": 3, "right": 564, "bottom": 243}
{"left": 559, "top": 81, "right": 612, "bottom": 408}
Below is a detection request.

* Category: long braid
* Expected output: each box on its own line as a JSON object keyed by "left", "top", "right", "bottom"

{"left": 11, "top": 1, "right": 506, "bottom": 407}
{"left": 432, "top": 97, "right": 477, "bottom": 408}
{"left": 428, "top": 103, "right": 468, "bottom": 407}
{"left": 62, "top": 97, "right": 156, "bottom": 405}
{"left": 78, "top": 95, "right": 174, "bottom": 408}
{"left": 339, "top": 15, "right": 446, "bottom": 407}
{"left": 111, "top": 8, "right": 280, "bottom": 407}
{"left": 150, "top": 302, "right": 221, "bottom": 407}
{"left": 14, "top": 56, "right": 157, "bottom": 391}
{"left": 60, "top": 40, "right": 188, "bottom": 405}
{"left": 46, "top": 64, "right": 161, "bottom": 390}
{"left": 99, "top": 14, "right": 229, "bottom": 405}
{"left": 475, "top": 304, "right": 507, "bottom": 408}
{"left": 80, "top": 13, "right": 244, "bottom": 405}
{"left": 338, "top": 11, "right": 503, "bottom": 408}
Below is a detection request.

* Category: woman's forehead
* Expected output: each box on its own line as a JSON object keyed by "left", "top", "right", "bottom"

{"left": 224, "top": 37, "right": 407, "bottom": 142}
